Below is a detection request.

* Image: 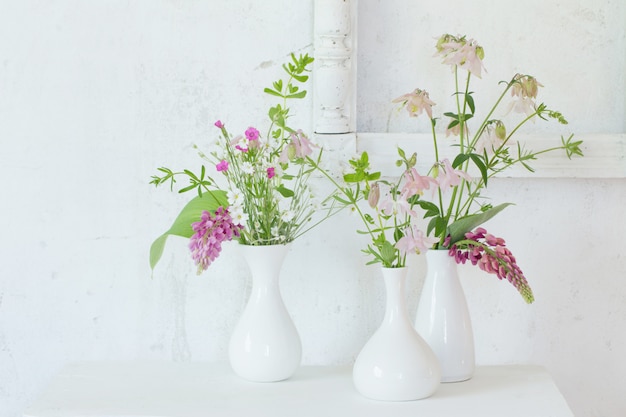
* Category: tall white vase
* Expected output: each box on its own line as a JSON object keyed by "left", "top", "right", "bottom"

{"left": 228, "top": 243, "right": 301, "bottom": 382}
{"left": 415, "top": 250, "right": 475, "bottom": 382}
{"left": 353, "top": 267, "right": 441, "bottom": 401}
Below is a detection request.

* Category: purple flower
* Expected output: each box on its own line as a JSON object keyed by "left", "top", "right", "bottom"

{"left": 214, "top": 120, "right": 224, "bottom": 128}
{"left": 189, "top": 208, "right": 243, "bottom": 274}
{"left": 245, "top": 127, "right": 260, "bottom": 141}
{"left": 267, "top": 167, "right": 275, "bottom": 179}
{"left": 449, "top": 228, "right": 534, "bottom": 303}
{"left": 216, "top": 160, "right": 229, "bottom": 172}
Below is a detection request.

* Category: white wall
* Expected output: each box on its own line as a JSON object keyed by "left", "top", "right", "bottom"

{"left": 0, "top": 1, "right": 624, "bottom": 417}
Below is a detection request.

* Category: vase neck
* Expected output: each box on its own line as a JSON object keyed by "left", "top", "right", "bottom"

{"left": 381, "top": 268, "right": 411, "bottom": 326}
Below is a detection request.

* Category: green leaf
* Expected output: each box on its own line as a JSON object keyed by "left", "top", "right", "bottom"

{"left": 469, "top": 153, "right": 488, "bottom": 185}
{"left": 447, "top": 202, "right": 513, "bottom": 245}
{"left": 149, "top": 190, "right": 228, "bottom": 270}
{"left": 452, "top": 153, "right": 471, "bottom": 168}
{"left": 465, "top": 93, "right": 476, "bottom": 114}
{"left": 276, "top": 184, "right": 295, "bottom": 198}
{"left": 264, "top": 87, "right": 283, "bottom": 98}
{"left": 286, "top": 91, "right": 307, "bottom": 99}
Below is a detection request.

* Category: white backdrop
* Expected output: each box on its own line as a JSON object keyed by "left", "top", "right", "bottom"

{"left": 0, "top": 1, "right": 625, "bottom": 417}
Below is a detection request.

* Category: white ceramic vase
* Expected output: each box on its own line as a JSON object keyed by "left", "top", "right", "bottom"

{"left": 415, "top": 249, "right": 475, "bottom": 382}
{"left": 353, "top": 267, "right": 441, "bottom": 401}
{"left": 228, "top": 243, "right": 301, "bottom": 382}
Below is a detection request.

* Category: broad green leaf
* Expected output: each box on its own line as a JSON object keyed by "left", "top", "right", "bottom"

{"left": 447, "top": 202, "right": 513, "bottom": 245}
{"left": 452, "top": 153, "right": 470, "bottom": 168}
{"left": 276, "top": 184, "right": 294, "bottom": 198}
{"left": 150, "top": 190, "right": 228, "bottom": 270}
{"left": 470, "top": 153, "right": 488, "bottom": 185}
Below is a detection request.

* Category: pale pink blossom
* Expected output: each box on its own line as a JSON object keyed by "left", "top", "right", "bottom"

{"left": 508, "top": 74, "right": 543, "bottom": 116}
{"left": 402, "top": 167, "right": 437, "bottom": 198}
{"left": 435, "top": 34, "right": 486, "bottom": 78}
{"left": 436, "top": 158, "right": 472, "bottom": 190}
{"left": 392, "top": 89, "right": 435, "bottom": 119}
{"left": 396, "top": 225, "right": 438, "bottom": 256}
{"left": 379, "top": 191, "right": 417, "bottom": 217}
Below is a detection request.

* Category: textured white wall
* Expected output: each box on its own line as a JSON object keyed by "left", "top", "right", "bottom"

{"left": 0, "top": 1, "right": 624, "bottom": 417}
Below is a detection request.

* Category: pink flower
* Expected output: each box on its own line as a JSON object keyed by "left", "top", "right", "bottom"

{"left": 508, "top": 74, "right": 543, "bottom": 116}
{"left": 291, "top": 130, "right": 315, "bottom": 158}
{"left": 396, "top": 225, "right": 438, "bottom": 256}
{"left": 435, "top": 34, "right": 486, "bottom": 78}
{"left": 436, "top": 159, "right": 471, "bottom": 190}
{"left": 402, "top": 167, "right": 437, "bottom": 198}
{"left": 448, "top": 227, "right": 534, "bottom": 303}
{"left": 392, "top": 88, "right": 435, "bottom": 119}
{"left": 235, "top": 145, "right": 248, "bottom": 152}
{"left": 245, "top": 127, "right": 260, "bottom": 141}
{"left": 189, "top": 208, "right": 243, "bottom": 274}
{"left": 379, "top": 191, "right": 417, "bottom": 217}
{"left": 267, "top": 167, "right": 275, "bottom": 179}
{"left": 216, "top": 160, "right": 228, "bottom": 172}
{"left": 214, "top": 120, "right": 224, "bottom": 128}
{"left": 368, "top": 183, "right": 380, "bottom": 208}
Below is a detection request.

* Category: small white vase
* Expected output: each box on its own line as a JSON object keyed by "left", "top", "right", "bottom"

{"left": 353, "top": 267, "right": 441, "bottom": 401}
{"left": 228, "top": 243, "right": 301, "bottom": 382}
{"left": 415, "top": 250, "right": 475, "bottom": 383}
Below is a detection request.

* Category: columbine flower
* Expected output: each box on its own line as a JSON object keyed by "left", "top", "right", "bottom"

{"left": 392, "top": 88, "right": 435, "bottom": 119}
{"left": 448, "top": 227, "right": 534, "bottom": 303}
{"left": 402, "top": 167, "right": 437, "bottom": 198}
{"left": 189, "top": 208, "right": 242, "bottom": 274}
{"left": 291, "top": 130, "right": 315, "bottom": 158}
{"left": 475, "top": 121, "right": 507, "bottom": 154}
{"left": 216, "top": 160, "right": 228, "bottom": 172}
{"left": 436, "top": 159, "right": 471, "bottom": 190}
{"left": 435, "top": 34, "right": 485, "bottom": 78}
{"left": 508, "top": 74, "right": 543, "bottom": 116}
{"left": 379, "top": 191, "right": 417, "bottom": 217}
{"left": 396, "top": 225, "right": 438, "bottom": 256}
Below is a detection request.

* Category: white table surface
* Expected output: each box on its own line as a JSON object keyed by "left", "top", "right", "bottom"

{"left": 23, "top": 361, "right": 574, "bottom": 417}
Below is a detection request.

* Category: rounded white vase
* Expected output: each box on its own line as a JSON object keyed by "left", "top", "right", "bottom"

{"left": 353, "top": 267, "right": 441, "bottom": 401}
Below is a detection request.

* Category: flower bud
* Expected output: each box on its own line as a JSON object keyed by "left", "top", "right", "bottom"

{"left": 495, "top": 121, "right": 506, "bottom": 140}
{"left": 368, "top": 183, "right": 380, "bottom": 208}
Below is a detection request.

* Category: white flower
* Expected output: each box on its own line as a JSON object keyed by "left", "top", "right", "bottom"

{"left": 227, "top": 188, "right": 244, "bottom": 205}
{"left": 229, "top": 205, "right": 249, "bottom": 226}
{"left": 281, "top": 209, "right": 296, "bottom": 222}
{"left": 241, "top": 162, "right": 254, "bottom": 175}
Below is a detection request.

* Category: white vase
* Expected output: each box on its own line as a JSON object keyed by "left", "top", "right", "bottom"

{"left": 415, "top": 249, "right": 475, "bottom": 382}
{"left": 353, "top": 267, "right": 441, "bottom": 401}
{"left": 228, "top": 243, "right": 301, "bottom": 382}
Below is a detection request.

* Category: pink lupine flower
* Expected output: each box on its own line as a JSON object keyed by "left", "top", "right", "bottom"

{"left": 245, "top": 127, "right": 260, "bottom": 141}
{"left": 396, "top": 225, "right": 438, "bottom": 256}
{"left": 392, "top": 88, "right": 435, "bottom": 119}
{"left": 214, "top": 120, "right": 224, "bottom": 128}
{"left": 447, "top": 228, "right": 534, "bottom": 303}
{"left": 267, "top": 167, "right": 275, "bottom": 179}
{"left": 189, "top": 208, "right": 243, "bottom": 274}
{"left": 216, "top": 160, "right": 229, "bottom": 172}
{"left": 436, "top": 158, "right": 472, "bottom": 190}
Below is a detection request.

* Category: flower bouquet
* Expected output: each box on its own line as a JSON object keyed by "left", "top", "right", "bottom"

{"left": 149, "top": 53, "right": 333, "bottom": 273}
{"left": 312, "top": 34, "right": 584, "bottom": 303}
